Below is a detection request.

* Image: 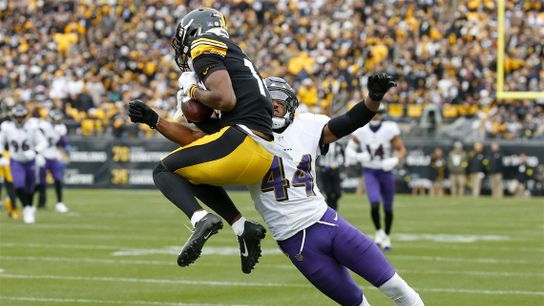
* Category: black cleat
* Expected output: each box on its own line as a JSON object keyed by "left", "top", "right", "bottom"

{"left": 177, "top": 213, "right": 223, "bottom": 267}
{"left": 238, "top": 220, "right": 266, "bottom": 274}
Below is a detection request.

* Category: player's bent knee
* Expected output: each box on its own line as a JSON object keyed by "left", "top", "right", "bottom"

{"left": 152, "top": 163, "right": 169, "bottom": 183}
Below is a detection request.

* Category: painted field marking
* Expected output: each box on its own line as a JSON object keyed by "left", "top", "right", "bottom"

{"left": 1, "top": 256, "right": 542, "bottom": 278}
{"left": 0, "top": 296, "right": 253, "bottom": 306}
{"left": 1, "top": 274, "right": 543, "bottom": 296}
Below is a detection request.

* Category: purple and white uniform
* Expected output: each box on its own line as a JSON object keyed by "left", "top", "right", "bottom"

{"left": 248, "top": 113, "right": 395, "bottom": 305}
{"left": 0, "top": 120, "right": 47, "bottom": 193}
{"left": 350, "top": 121, "right": 400, "bottom": 210}
{"left": 36, "top": 119, "right": 67, "bottom": 185}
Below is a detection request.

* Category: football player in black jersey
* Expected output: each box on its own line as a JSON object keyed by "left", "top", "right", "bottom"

{"left": 128, "top": 8, "right": 276, "bottom": 273}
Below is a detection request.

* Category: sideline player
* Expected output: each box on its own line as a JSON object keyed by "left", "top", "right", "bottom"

{"left": 346, "top": 107, "right": 406, "bottom": 251}
{"left": 0, "top": 105, "right": 47, "bottom": 223}
{"left": 34, "top": 109, "right": 69, "bottom": 213}
{"left": 128, "top": 8, "right": 285, "bottom": 273}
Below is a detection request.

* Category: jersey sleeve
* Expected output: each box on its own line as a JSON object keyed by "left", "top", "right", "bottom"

{"left": 190, "top": 34, "right": 228, "bottom": 82}
{"left": 298, "top": 113, "right": 331, "bottom": 155}
{"left": 387, "top": 122, "right": 401, "bottom": 138}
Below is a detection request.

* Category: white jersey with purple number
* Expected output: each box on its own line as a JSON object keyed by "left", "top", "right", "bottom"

{"left": 248, "top": 113, "right": 330, "bottom": 241}
{"left": 39, "top": 120, "right": 67, "bottom": 160}
{"left": 0, "top": 121, "right": 47, "bottom": 162}
{"left": 351, "top": 121, "right": 400, "bottom": 169}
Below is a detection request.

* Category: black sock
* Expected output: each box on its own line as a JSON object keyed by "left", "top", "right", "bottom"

{"left": 15, "top": 188, "right": 30, "bottom": 207}
{"left": 192, "top": 184, "right": 241, "bottom": 225}
{"left": 385, "top": 210, "right": 393, "bottom": 235}
{"left": 36, "top": 185, "right": 46, "bottom": 208}
{"left": 153, "top": 163, "right": 203, "bottom": 219}
{"left": 54, "top": 180, "right": 63, "bottom": 203}
{"left": 326, "top": 193, "right": 338, "bottom": 210}
{"left": 5, "top": 182, "right": 17, "bottom": 208}
{"left": 371, "top": 204, "right": 381, "bottom": 230}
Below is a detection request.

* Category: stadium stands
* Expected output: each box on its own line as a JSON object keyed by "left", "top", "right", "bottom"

{"left": 0, "top": 0, "right": 542, "bottom": 139}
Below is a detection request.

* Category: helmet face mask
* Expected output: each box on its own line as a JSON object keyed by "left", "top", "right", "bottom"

{"left": 12, "top": 105, "right": 28, "bottom": 126}
{"left": 172, "top": 8, "right": 228, "bottom": 71}
{"left": 265, "top": 77, "right": 299, "bottom": 131}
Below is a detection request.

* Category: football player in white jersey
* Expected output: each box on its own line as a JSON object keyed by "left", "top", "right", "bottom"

{"left": 242, "top": 75, "right": 422, "bottom": 306}
{"left": 346, "top": 107, "right": 406, "bottom": 252}
{"left": 0, "top": 105, "right": 47, "bottom": 224}
{"left": 34, "top": 109, "right": 69, "bottom": 213}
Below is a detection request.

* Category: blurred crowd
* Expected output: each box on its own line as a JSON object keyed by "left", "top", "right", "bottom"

{"left": 0, "top": 0, "right": 543, "bottom": 139}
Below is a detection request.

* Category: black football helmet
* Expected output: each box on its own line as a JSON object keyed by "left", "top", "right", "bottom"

{"left": 172, "top": 8, "right": 228, "bottom": 71}
{"left": 265, "top": 77, "right": 299, "bottom": 130}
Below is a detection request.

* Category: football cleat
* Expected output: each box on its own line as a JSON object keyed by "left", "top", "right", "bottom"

{"left": 382, "top": 235, "right": 392, "bottom": 252}
{"left": 177, "top": 213, "right": 223, "bottom": 267}
{"left": 238, "top": 220, "right": 266, "bottom": 274}
{"left": 374, "top": 229, "right": 386, "bottom": 248}
{"left": 55, "top": 202, "right": 69, "bottom": 213}
{"left": 23, "top": 206, "right": 35, "bottom": 224}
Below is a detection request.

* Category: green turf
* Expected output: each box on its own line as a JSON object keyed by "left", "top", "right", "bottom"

{"left": 0, "top": 189, "right": 542, "bottom": 305}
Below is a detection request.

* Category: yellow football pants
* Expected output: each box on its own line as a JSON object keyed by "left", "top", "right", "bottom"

{"left": 161, "top": 126, "right": 273, "bottom": 186}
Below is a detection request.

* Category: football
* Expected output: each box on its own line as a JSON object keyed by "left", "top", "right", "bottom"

{"left": 181, "top": 98, "right": 214, "bottom": 123}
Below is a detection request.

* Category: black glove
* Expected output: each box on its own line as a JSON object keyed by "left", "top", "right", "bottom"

{"left": 128, "top": 100, "right": 159, "bottom": 129}
{"left": 368, "top": 72, "right": 397, "bottom": 101}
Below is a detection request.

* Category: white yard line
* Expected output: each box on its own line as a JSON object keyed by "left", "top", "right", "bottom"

{"left": 1, "top": 256, "right": 542, "bottom": 278}
{"left": 0, "top": 296, "right": 253, "bottom": 306}
{"left": 0, "top": 274, "right": 543, "bottom": 296}
{"left": 2, "top": 241, "right": 543, "bottom": 253}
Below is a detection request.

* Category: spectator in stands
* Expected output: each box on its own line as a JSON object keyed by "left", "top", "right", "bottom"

{"left": 486, "top": 142, "right": 504, "bottom": 198}
{"left": 1, "top": 1, "right": 542, "bottom": 138}
{"left": 448, "top": 141, "right": 467, "bottom": 196}
{"left": 430, "top": 147, "right": 446, "bottom": 196}
{"left": 467, "top": 143, "right": 486, "bottom": 196}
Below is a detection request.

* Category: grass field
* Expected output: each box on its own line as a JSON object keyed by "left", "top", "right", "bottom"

{"left": 0, "top": 189, "right": 543, "bottom": 306}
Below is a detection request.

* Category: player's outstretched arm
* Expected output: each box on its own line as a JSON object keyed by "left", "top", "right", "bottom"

{"left": 321, "top": 72, "right": 397, "bottom": 145}
{"left": 128, "top": 100, "right": 205, "bottom": 146}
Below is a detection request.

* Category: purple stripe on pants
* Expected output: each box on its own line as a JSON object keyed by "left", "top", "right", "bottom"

{"left": 10, "top": 159, "right": 36, "bottom": 193}
{"left": 277, "top": 207, "right": 395, "bottom": 306}
{"left": 38, "top": 158, "right": 63, "bottom": 185}
{"left": 363, "top": 167, "right": 395, "bottom": 211}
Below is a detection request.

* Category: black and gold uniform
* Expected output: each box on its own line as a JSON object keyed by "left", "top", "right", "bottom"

{"left": 164, "top": 8, "right": 274, "bottom": 186}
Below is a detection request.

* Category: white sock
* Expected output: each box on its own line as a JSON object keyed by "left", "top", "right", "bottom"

{"left": 190, "top": 210, "right": 208, "bottom": 227}
{"left": 378, "top": 273, "right": 424, "bottom": 306}
{"left": 231, "top": 216, "right": 247, "bottom": 236}
{"left": 360, "top": 295, "right": 371, "bottom": 306}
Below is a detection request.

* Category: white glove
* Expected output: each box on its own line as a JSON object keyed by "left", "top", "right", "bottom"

{"left": 382, "top": 157, "right": 399, "bottom": 171}
{"left": 35, "top": 154, "right": 46, "bottom": 168}
{"left": 356, "top": 152, "right": 371, "bottom": 163}
{"left": 23, "top": 150, "right": 36, "bottom": 161}
{"left": 178, "top": 72, "right": 199, "bottom": 96}
{"left": 0, "top": 157, "right": 9, "bottom": 167}
{"left": 175, "top": 90, "right": 192, "bottom": 119}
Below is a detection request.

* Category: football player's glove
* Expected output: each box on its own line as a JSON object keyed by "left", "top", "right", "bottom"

{"left": 128, "top": 100, "right": 159, "bottom": 129}
{"left": 23, "top": 150, "right": 36, "bottom": 161}
{"left": 356, "top": 152, "right": 371, "bottom": 164}
{"left": 178, "top": 72, "right": 199, "bottom": 98}
{"left": 368, "top": 72, "right": 397, "bottom": 101}
{"left": 382, "top": 157, "right": 399, "bottom": 171}
{"left": 35, "top": 154, "right": 46, "bottom": 168}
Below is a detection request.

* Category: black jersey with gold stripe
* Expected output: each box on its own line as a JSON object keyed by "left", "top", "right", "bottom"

{"left": 191, "top": 33, "right": 273, "bottom": 138}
